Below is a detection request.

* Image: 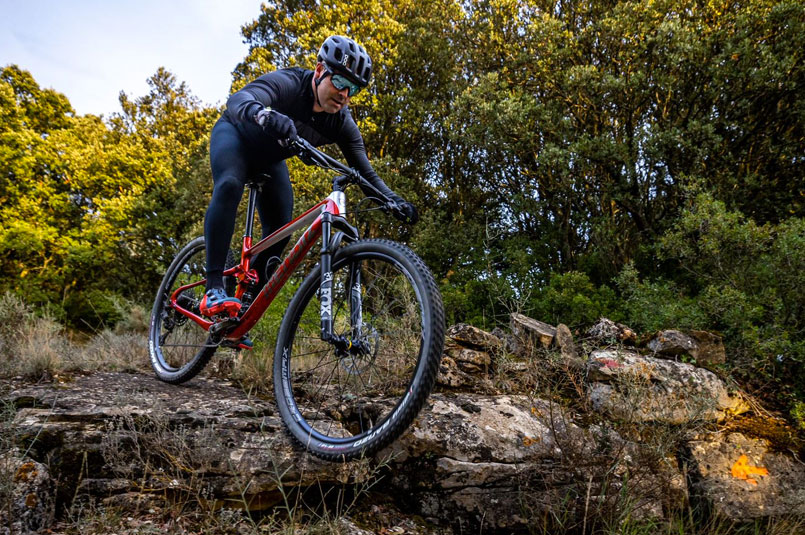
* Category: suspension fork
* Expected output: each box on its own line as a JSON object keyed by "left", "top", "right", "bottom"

{"left": 348, "top": 262, "right": 362, "bottom": 341}
{"left": 319, "top": 212, "right": 363, "bottom": 345}
{"left": 319, "top": 212, "right": 335, "bottom": 342}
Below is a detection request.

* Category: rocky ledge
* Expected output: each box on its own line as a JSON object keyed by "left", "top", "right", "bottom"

{"left": 2, "top": 317, "right": 804, "bottom": 533}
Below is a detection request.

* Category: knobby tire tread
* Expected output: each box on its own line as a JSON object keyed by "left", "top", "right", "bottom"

{"left": 149, "top": 237, "right": 218, "bottom": 384}
{"left": 274, "top": 239, "right": 445, "bottom": 461}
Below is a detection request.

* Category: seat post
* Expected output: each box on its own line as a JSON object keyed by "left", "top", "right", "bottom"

{"left": 243, "top": 182, "right": 260, "bottom": 240}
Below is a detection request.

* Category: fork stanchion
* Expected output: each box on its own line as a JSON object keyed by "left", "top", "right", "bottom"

{"left": 319, "top": 212, "right": 334, "bottom": 342}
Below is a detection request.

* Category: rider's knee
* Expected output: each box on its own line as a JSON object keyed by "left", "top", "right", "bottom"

{"left": 213, "top": 175, "right": 244, "bottom": 202}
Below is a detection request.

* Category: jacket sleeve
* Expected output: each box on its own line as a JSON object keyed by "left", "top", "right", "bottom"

{"left": 336, "top": 114, "right": 402, "bottom": 203}
{"left": 225, "top": 71, "right": 293, "bottom": 124}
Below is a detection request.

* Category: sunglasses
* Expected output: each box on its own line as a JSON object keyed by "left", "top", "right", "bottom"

{"left": 330, "top": 74, "right": 363, "bottom": 97}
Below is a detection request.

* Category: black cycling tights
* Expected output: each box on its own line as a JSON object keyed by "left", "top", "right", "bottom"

{"left": 205, "top": 119, "right": 293, "bottom": 291}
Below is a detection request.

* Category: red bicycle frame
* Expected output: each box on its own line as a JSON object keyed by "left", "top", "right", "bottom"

{"left": 168, "top": 188, "right": 346, "bottom": 342}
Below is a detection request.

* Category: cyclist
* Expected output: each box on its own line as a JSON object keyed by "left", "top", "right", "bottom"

{"left": 200, "top": 35, "right": 418, "bottom": 318}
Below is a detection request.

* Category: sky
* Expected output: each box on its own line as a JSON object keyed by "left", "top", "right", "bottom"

{"left": 0, "top": 0, "right": 264, "bottom": 116}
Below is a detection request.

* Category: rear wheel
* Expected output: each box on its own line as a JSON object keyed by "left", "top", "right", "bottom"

{"left": 273, "top": 239, "right": 445, "bottom": 461}
{"left": 148, "top": 237, "right": 236, "bottom": 383}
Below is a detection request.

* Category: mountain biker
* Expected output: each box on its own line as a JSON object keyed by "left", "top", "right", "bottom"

{"left": 200, "top": 35, "right": 418, "bottom": 318}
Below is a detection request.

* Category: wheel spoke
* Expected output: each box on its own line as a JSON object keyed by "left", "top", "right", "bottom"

{"left": 149, "top": 239, "right": 226, "bottom": 383}
{"left": 276, "top": 242, "right": 444, "bottom": 459}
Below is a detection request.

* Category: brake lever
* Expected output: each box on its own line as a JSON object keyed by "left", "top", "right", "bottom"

{"left": 280, "top": 138, "right": 316, "bottom": 166}
{"left": 384, "top": 199, "right": 402, "bottom": 217}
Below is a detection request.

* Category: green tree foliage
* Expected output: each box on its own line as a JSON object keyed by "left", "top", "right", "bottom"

{"left": 233, "top": 0, "right": 803, "bottom": 326}
{"left": 451, "top": 0, "right": 804, "bottom": 285}
{"left": 618, "top": 193, "right": 804, "bottom": 406}
{"left": 0, "top": 66, "right": 215, "bottom": 326}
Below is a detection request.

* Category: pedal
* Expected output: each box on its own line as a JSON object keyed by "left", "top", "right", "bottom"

{"left": 221, "top": 335, "right": 254, "bottom": 350}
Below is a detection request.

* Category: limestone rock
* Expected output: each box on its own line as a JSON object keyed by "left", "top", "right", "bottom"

{"left": 8, "top": 372, "right": 368, "bottom": 513}
{"left": 647, "top": 330, "right": 697, "bottom": 356}
{"left": 386, "top": 395, "right": 579, "bottom": 463}
{"left": 510, "top": 313, "right": 556, "bottom": 350}
{"left": 686, "top": 432, "right": 805, "bottom": 519}
{"left": 0, "top": 368, "right": 736, "bottom": 533}
{"left": 384, "top": 394, "right": 680, "bottom": 530}
{"left": 384, "top": 395, "right": 584, "bottom": 529}
{"left": 646, "top": 330, "right": 726, "bottom": 366}
{"left": 491, "top": 327, "right": 522, "bottom": 356}
{"left": 553, "top": 323, "right": 580, "bottom": 361}
{"left": 446, "top": 323, "right": 501, "bottom": 351}
{"left": 586, "top": 349, "right": 748, "bottom": 424}
{"left": 445, "top": 346, "right": 491, "bottom": 370}
{"left": 437, "top": 355, "right": 473, "bottom": 387}
{"left": 586, "top": 318, "right": 637, "bottom": 345}
{"left": 0, "top": 451, "right": 54, "bottom": 535}
{"left": 687, "top": 330, "right": 727, "bottom": 365}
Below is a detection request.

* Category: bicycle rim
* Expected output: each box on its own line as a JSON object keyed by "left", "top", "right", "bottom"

{"left": 275, "top": 240, "right": 444, "bottom": 459}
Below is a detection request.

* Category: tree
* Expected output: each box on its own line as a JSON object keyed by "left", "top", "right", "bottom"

{"left": 0, "top": 65, "right": 217, "bottom": 325}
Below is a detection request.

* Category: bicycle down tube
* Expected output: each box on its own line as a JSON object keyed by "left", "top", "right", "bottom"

{"left": 168, "top": 191, "right": 344, "bottom": 339}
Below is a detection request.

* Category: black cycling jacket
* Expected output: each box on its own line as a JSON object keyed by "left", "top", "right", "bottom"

{"left": 222, "top": 67, "right": 399, "bottom": 202}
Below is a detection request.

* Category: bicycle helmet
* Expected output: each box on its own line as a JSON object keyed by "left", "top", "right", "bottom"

{"left": 317, "top": 35, "right": 372, "bottom": 87}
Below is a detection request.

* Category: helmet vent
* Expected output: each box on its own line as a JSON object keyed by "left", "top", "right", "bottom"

{"left": 317, "top": 35, "right": 372, "bottom": 87}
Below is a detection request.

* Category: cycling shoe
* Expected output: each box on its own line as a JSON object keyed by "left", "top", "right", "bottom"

{"left": 199, "top": 288, "right": 241, "bottom": 318}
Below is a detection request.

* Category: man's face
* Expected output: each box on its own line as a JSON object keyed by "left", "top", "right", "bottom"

{"left": 315, "top": 64, "right": 350, "bottom": 113}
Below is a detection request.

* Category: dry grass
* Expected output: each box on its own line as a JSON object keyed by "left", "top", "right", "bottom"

{"left": 0, "top": 292, "right": 151, "bottom": 381}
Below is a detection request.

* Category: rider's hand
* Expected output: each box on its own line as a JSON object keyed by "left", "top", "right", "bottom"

{"left": 392, "top": 199, "right": 419, "bottom": 224}
{"left": 254, "top": 107, "right": 297, "bottom": 142}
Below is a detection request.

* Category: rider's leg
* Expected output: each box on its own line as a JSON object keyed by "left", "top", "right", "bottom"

{"left": 205, "top": 120, "right": 249, "bottom": 292}
{"left": 252, "top": 159, "right": 294, "bottom": 288}
{"left": 202, "top": 120, "right": 249, "bottom": 316}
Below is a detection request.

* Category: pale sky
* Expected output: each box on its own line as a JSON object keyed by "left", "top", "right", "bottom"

{"left": 0, "top": 0, "right": 264, "bottom": 116}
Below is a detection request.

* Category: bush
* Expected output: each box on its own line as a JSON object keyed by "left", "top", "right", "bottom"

{"left": 615, "top": 263, "right": 709, "bottom": 332}
{"left": 0, "top": 292, "right": 152, "bottom": 380}
{"left": 617, "top": 194, "right": 805, "bottom": 415}
{"left": 529, "top": 271, "right": 621, "bottom": 328}
{"left": 0, "top": 292, "right": 69, "bottom": 380}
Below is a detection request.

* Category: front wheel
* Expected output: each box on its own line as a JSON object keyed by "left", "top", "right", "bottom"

{"left": 274, "top": 239, "right": 445, "bottom": 461}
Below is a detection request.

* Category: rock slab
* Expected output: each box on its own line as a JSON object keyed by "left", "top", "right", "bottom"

{"left": 510, "top": 313, "right": 556, "bottom": 349}
{"left": 687, "top": 432, "right": 805, "bottom": 519}
{"left": 587, "top": 349, "right": 748, "bottom": 424}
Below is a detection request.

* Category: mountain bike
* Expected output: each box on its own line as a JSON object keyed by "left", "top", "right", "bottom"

{"left": 148, "top": 138, "right": 445, "bottom": 461}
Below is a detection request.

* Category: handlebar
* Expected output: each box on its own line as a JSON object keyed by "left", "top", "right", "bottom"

{"left": 284, "top": 137, "right": 403, "bottom": 215}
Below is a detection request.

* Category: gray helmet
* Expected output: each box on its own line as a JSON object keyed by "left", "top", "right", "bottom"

{"left": 317, "top": 35, "right": 372, "bottom": 87}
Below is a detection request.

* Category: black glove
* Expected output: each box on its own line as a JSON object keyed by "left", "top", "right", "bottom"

{"left": 254, "top": 107, "right": 297, "bottom": 142}
{"left": 391, "top": 199, "right": 419, "bottom": 224}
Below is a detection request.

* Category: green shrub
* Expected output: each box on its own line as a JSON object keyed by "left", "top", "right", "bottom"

{"left": 615, "top": 263, "right": 709, "bottom": 333}
{"left": 793, "top": 402, "right": 805, "bottom": 432}
{"left": 529, "top": 271, "right": 621, "bottom": 328}
{"left": 617, "top": 193, "right": 804, "bottom": 415}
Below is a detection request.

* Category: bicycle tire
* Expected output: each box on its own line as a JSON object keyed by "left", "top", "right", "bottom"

{"left": 273, "top": 239, "right": 445, "bottom": 461}
{"left": 148, "top": 237, "right": 235, "bottom": 384}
